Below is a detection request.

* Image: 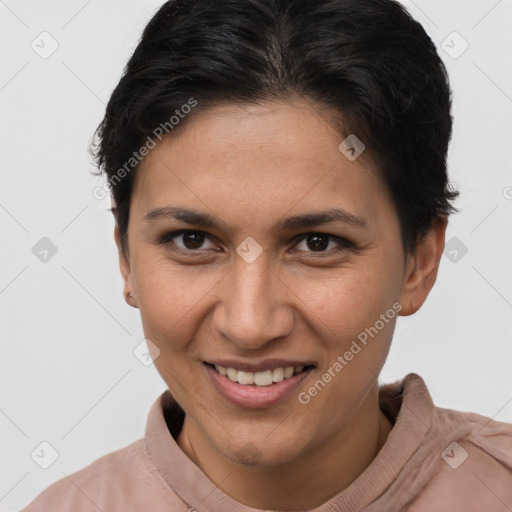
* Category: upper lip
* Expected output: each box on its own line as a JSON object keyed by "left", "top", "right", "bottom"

{"left": 204, "top": 359, "right": 315, "bottom": 373}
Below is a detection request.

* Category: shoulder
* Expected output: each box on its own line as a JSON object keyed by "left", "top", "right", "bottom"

{"left": 20, "top": 439, "right": 171, "bottom": 512}
{"left": 411, "top": 406, "right": 512, "bottom": 512}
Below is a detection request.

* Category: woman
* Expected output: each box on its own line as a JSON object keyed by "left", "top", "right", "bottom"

{"left": 22, "top": 0, "right": 512, "bottom": 510}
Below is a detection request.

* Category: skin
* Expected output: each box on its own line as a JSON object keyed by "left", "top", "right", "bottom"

{"left": 114, "top": 100, "right": 447, "bottom": 510}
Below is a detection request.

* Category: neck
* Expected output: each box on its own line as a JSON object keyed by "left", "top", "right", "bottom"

{"left": 177, "top": 383, "right": 393, "bottom": 510}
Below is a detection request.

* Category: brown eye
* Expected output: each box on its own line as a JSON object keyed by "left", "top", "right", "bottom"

{"left": 180, "top": 232, "right": 206, "bottom": 250}
{"left": 160, "top": 230, "right": 217, "bottom": 251}
{"left": 294, "top": 233, "right": 352, "bottom": 254}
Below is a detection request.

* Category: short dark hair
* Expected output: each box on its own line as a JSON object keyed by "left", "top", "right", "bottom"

{"left": 91, "top": 0, "right": 458, "bottom": 256}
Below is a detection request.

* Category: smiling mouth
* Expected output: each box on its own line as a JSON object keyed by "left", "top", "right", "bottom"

{"left": 204, "top": 362, "right": 315, "bottom": 387}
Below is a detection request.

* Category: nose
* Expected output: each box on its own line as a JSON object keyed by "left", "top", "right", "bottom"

{"left": 212, "top": 254, "right": 294, "bottom": 350}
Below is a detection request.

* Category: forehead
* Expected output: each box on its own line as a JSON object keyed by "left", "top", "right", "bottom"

{"left": 131, "top": 100, "right": 393, "bottom": 230}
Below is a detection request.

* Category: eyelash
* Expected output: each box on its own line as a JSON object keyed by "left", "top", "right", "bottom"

{"left": 158, "top": 229, "right": 353, "bottom": 256}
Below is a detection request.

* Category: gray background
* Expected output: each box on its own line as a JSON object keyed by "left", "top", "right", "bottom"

{"left": 1, "top": 0, "right": 511, "bottom": 510}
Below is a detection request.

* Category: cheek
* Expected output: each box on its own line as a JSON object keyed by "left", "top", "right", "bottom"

{"left": 292, "top": 270, "right": 398, "bottom": 439}
{"left": 133, "top": 255, "right": 223, "bottom": 350}
{"left": 285, "top": 263, "right": 399, "bottom": 346}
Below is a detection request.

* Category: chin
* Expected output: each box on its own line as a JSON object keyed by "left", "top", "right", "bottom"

{"left": 214, "top": 430, "right": 306, "bottom": 468}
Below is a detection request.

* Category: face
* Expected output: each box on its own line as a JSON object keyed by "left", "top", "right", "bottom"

{"left": 116, "top": 100, "right": 442, "bottom": 467}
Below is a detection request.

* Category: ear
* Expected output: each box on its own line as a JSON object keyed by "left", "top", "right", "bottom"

{"left": 398, "top": 216, "right": 447, "bottom": 316}
{"left": 114, "top": 223, "right": 138, "bottom": 308}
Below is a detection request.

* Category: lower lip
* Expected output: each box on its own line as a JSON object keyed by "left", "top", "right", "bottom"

{"left": 204, "top": 363, "right": 314, "bottom": 409}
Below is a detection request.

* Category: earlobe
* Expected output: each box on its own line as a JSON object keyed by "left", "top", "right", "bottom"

{"left": 114, "top": 224, "right": 138, "bottom": 308}
{"left": 398, "top": 216, "right": 447, "bottom": 316}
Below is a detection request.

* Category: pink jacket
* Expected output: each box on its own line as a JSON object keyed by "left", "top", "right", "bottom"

{"left": 22, "top": 373, "right": 512, "bottom": 511}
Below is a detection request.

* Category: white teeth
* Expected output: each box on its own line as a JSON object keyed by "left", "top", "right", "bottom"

{"left": 284, "top": 366, "right": 294, "bottom": 379}
{"left": 227, "top": 367, "right": 238, "bottom": 382}
{"left": 214, "top": 364, "right": 308, "bottom": 386}
{"left": 237, "top": 370, "right": 254, "bottom": 385}
{"left": 272, "top": 367, "right": 284, "bottom": 383}
{"left": 254, "top": 370, "right": 273, "bottom": 386}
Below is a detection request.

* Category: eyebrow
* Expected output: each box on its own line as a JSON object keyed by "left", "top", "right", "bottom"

{"left": 143, "top": 206, "right": 367, "bottom": 232}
